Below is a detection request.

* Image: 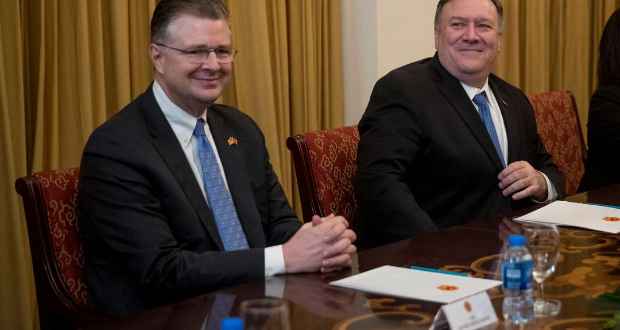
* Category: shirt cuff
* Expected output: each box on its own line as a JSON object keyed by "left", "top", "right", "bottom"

{"left": 532, "top": 171, "right": 558, "bottom": 203}
{"left": 264, "top": 245, "right": 286, "bottom": 277}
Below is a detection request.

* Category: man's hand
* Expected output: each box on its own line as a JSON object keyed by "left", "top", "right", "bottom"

{"left": 282, "top": 214, "right": 356, "bottom": 274}
{"left": 311, "top": 214, "right": 357, "bottom": 273}
{"left": 498, "top": 161, "right": 548, "bottom": 201}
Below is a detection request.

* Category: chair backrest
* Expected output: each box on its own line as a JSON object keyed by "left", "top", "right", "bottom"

{"left": 15, "top": 167, "right": 109, "bottom": 330}
{"left": 286, "top": 125, "right": 360, "bottom": 224}
{"left": 527, "top": 91, "right": 586, "bottom": 196}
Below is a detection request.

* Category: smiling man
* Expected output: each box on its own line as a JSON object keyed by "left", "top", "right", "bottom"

{"left": 78, "top": 0, "right": 355, "bottom": 315}
{"left": 354, "top": 0, "right": 565, "bottom": 248}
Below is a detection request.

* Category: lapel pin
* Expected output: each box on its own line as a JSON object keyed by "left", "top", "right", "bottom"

{"left": 227, "top": 137, "right": 238, "bottom": 145}
{"left": 502, "top": 99, "right": 508, "bottom": 107}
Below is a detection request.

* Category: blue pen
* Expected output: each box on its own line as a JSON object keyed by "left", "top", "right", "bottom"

{"left": 587, "top": 202, "right": 620, "bottom": 209}
{"left": 409, "top": 265, "right": 469, "bottom": 277}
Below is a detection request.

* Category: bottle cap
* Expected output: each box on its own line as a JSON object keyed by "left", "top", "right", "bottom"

{"left": 508, "top": 235, "right": 525, "bottom": 246}
{"left": 221, "top": 317, "right": 244, "bottom": 330}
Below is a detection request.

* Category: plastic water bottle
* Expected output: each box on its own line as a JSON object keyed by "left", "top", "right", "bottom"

{"left": 502, "top": 235, "right": 534, "bottom": 324}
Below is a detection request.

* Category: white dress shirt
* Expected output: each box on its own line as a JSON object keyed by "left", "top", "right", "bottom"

{"left": 153, "top": 80, "right": 286, "bottom": 277}
{"left": 461, "top": 80, "right": 558, "bottom": 202}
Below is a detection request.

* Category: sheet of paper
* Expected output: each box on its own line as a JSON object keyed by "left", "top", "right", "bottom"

{"left": 329, "top": 265, "right": 501, "bottom": 304}
{"left": 515, "top": 201, "right": 620, "bottom": 233}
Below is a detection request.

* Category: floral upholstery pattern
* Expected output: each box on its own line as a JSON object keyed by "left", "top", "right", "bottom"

{"left": 292, "top": 125, "right": 360, "bottom": 225}
{"left": 527, "top": 91, "right": 585, "bottom": 196}
{"left": 33, "top": 167, "right": 88, "bottom": 306}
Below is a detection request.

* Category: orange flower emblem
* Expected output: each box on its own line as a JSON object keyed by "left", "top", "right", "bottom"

{"left": 603, "top": 217, "right": 620, "bottom": 222}
{"left": 437, "top": 285, "right": 459, "bottom": 291}
{"left": 227, "top": 137, "right": 238, "bottom": 146}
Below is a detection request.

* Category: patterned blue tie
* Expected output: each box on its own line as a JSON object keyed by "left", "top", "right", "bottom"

{"left": 193, "top": 119, "right": 249, "bottom": 251}
{"left": 473, "top": 91, "right": 506, "bottom": 167}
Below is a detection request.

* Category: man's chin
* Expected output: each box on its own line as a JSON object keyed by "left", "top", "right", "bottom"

{"left": 456, "top": 61, "right": 488, "bottom": 76}
{"left": 194, "top": 88, "right": 224, "bottom": 102}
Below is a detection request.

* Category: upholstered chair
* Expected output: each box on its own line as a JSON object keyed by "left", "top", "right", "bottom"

{"left": 286, "top": 125, "right": 360, "bottom": 225}
{"left": 527, "top": 91, "right": 586, "bottom": 196}
{"left": 15, "top": 168, "right": 110, "bottom": 330}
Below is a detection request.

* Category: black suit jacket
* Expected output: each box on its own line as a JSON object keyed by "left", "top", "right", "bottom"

{"left": 78, "top": 84, "right": 301, "bottom": 315}
{"left": 354, "top": 54, "right": 565, "bottom": 248}
{"left": 578, "top": 84, "right": 620, "bottom": 192}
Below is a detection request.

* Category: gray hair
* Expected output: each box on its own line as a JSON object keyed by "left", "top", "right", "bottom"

{"left": 151, "top": 0, "right": 230, "bottom": 44}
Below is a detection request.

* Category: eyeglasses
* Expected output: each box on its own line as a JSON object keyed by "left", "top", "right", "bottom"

{"left": 156, "top": 44, "right": 238, "bottom": 64}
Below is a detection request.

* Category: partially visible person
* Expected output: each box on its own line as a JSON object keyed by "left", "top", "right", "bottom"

{"left": 578, "top": 8, "right": 620, "bottom": 192}
{"left": 78, "top": 0, "right": 355, "bottom": 316}
{"left": 354, "top": 0, "right": 564, "bottom": 248}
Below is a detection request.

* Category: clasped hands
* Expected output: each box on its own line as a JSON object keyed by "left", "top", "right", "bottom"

{"left": 498, "top": 160, "right": 548, "bottom": 201}
{"left": 283, "top": 213, "right": 356, "bottom": 274}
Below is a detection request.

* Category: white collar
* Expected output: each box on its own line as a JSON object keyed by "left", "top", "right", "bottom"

{"left": 460, "top": 78, "right": 491, "bottom": 101}
{"left": 152, "top": 80, "right": 208, "bottom": 148}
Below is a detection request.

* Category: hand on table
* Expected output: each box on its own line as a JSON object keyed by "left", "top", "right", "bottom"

{"left": 498, "top": 161, "right": 548, "bottom": 201}
{"left": 283, "top": 214, "right": 356, "bottom": 274}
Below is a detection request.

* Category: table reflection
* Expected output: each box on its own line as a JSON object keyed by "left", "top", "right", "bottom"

{"left": 83, "top": 187, "right": 620, "bottom": 330}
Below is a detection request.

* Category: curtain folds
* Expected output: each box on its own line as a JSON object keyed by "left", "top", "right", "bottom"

{"left": 0, "top": 1, "right": 35, "bottom": 330}
{"left": 495, "top": 0, "right": 620, "bottom": 143}
{"left": 1, "top": 1, "right": 342, "bottom": 329}
{"left": 222, "top": 0, "right": 344, "bottom": 204}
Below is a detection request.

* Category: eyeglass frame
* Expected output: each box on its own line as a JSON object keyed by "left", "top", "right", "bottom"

{"left": 156, "top": 43, "right": 238, "bottom": 64}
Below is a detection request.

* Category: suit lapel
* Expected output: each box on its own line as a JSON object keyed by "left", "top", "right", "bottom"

{"left": 489, "top": 77, "right": 519, "bottom": 164}
{"left": 431, "top": 57, "right": 504, "bottom": 170}
{"left": 141, "top": 86, "right": 225, "bottom": 250}
{"left": 208, "top": 107, "right": 266, "bottom": 248}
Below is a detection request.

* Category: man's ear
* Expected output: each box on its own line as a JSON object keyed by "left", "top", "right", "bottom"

{"left": 149, "top": 44, "right": 164, "bottom": 73}
{"left": 434, "top": 27, "right": 440, "bottom": 49}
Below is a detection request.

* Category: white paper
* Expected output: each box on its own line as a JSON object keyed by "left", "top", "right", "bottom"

{"left": 329, "top": 265, "right": 501, "bottom": 304}
{"left": 439, "top": 291, "right": 497, "bottom": 330}
{"left": 515, "top": 201, "right": 620, "bottom": 233}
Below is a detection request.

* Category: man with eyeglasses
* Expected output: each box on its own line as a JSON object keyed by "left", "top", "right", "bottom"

{"left": 78, "top": 0, "right": 356, "bottom": 316}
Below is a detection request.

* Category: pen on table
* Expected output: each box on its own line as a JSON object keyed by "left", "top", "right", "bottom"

{"left": 408, "top": 265, "right": 470, "bottom": 277}
{"left": 587, "top": 202, "right": 620, "bottom": 209}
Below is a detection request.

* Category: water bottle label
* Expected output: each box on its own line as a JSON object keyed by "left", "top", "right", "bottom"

{"left": 503, "top": 259, "right": 533, "bottom": 290}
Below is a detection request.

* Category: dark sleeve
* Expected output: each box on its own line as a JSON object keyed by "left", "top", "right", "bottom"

{"left": 579, "top": 86, "right": 620, "bottom": 191}
{"left": 78, "top": 128, "right": 266, "bottom": 310}
{"left": 354, "top": 74, "right": 439, "bottom": 248}
{"left": 246, "top": 117, "right": 302, "bottom": 246}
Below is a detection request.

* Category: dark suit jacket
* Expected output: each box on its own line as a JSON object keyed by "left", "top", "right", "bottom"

{"left": 578, "top": 84, "right": 620, "bottom": 192}
{"left": 78, "top": 84, "right": 301, "bottom": 315}
{"left": 354, "top": 54, "right": 565, "bottom": 248}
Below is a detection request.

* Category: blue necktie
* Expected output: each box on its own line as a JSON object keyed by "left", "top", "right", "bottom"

{"left": 473, "top": 91, "right": 506, "bottom": 167}
{"left": 193, "top": 119, "right": 249, "bottom": 251}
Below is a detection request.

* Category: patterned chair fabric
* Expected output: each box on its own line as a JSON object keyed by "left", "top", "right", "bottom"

{"left": 35, "top": 168, "right": 87, "bottom": 305}
{"left": 287, "top": 125, "right": 360, "bottom": 225}
{"left": 16, "top": 167, "right": 108, "bottom": 330}
{"left": 527, "top": 91, "right": 586, "bottom": 196}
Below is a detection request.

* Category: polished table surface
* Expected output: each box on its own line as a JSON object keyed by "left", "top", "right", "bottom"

{"left": 84, "top": 185, "right": 620, "bottom": 330}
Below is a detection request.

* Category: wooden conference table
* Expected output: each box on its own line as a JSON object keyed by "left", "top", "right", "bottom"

{"left": 84, "top": 185, "right": 620, "bottom": 330}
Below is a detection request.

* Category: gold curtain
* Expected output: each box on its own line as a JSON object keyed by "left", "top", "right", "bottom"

{"left": 0, "top": 0, "right": 342, "bottom": 329}
{"left": 222, "top": 0, "right": 344, "bottom": 207}
{"left": 495, "top": 0, "right": 620, "bottom": 144}
{"left": 0, "top": 0, "right": 32, "bottom": 329}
